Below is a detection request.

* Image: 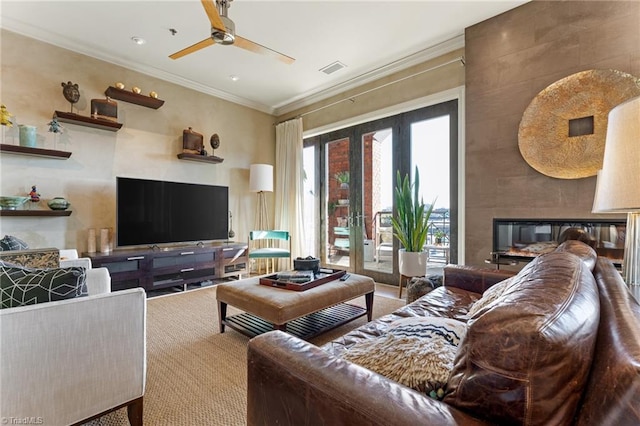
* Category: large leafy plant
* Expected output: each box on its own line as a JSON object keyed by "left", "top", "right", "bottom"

{"left": 391, "top": 167, "right": 436, "bottom": 252}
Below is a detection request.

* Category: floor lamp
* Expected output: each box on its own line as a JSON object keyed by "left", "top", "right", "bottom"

{"left": 249, "top": 163, "right": 273, "bottom": 231}
{"left": 592, "top": 95, "right": 640, "bottom": 286}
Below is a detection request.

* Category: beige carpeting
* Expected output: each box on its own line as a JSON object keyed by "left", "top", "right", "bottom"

{"left": 85, "top": 285, "right": 404, "bottom": 426}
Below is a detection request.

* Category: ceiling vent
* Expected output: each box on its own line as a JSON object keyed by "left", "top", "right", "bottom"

{"left": 319, "top": 61, "right": 347, "bottom": 75}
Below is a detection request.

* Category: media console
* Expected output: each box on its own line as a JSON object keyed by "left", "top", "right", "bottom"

{"left": 83, "top": 243, "right": 248, "bottom": 292}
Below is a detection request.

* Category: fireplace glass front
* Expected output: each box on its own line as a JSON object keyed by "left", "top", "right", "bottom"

{"left": 492, "top": 218, "right": 625, "bottom": 266}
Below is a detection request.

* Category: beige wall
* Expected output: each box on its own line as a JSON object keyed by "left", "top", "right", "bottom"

{"left": 0, "top": 30, "right": 275, "bottom": 252}
{"left": 277, "top": 48, "right": 465, "bottom": 132}
{"left": 464, "top": 1, "right": 639, "bottom": 267}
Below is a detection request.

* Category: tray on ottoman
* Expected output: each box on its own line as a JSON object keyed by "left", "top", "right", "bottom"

{"left": 259, "top": 268, "right": 345, "bottom": 291}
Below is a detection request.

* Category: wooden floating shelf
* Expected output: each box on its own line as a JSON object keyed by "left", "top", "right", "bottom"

{"left": 0, "top": 144, "right": 71, "bottom": 159}
{"left": 54, "top": 111, "right": 122, "bottom": 132}
{"left": 177, "top": 153, "right": 224, "bottom": 164}
{"left": 0, "top": 209, "right": 72, "bottom": 217}
{"left": 105, "top": 86, "right": 165, "bottom": 109}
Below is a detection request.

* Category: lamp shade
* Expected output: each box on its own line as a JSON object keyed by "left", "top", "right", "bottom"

{"left": 592, "top": 96, "right": 640, "bottom": 213}
{"left": 249, "top": 164, "right": 273, "bottom": 192}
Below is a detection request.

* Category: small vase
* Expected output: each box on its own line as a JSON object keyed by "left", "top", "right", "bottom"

{"left": 47, "top": 197, "right": 70, "bottom": 210}
{"left": 87, "top": 229, "right": 96, "bottom": 253}
{"left": 18, "top": 125, "right": 37, "bottom": 148}
{"left": 100, "top": 228, "right": 110, "bottom": 254}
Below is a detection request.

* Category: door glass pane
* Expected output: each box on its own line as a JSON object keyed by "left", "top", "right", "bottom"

{"left": 363, "top": 128, "right": 393, "bottom": 274}
{"left": 325, "top": 138, "right": 350, "bottom": 268}
{"left": 302, "top": 145, "right": 317, "bottom": 257}
{"left": 411, "top": 116, "right": 451, "bottom": 270}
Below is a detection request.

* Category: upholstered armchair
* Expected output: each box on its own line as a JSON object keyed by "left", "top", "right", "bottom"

{"left": 0, "top": 248, "right": 147, "bottom": 426}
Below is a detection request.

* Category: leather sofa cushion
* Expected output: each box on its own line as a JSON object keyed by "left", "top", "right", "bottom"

{"left": 324, "top": 286, "right": 480, "bottom": 358}
{"left": 445, "top": 251, "right": 600, "bottom": 425}
{"left": 554, "top": 240, "right": 597, "bottom": 271}
{"left": 575, "top": 258, "right": 640, "bottom": 425}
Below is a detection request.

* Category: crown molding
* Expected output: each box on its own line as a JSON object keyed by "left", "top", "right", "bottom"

{"left": 273, "top": 34, "right": 465, "bottom": 117}
{"left": 2, "top": 17, "right": 463, "bottom": 117}
{"left": 1, "top": 19, "right": 275, "bottom": 115}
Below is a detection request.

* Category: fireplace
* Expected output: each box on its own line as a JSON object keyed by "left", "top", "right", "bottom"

{"left": 491, "top": 218, "right": 625, "bottom": 266}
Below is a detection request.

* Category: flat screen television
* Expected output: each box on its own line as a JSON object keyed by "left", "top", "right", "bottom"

{"left": 116, "top": 177, "right": 229, "bottom": 247}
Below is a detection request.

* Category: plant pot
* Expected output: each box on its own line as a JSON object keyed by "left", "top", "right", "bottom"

{"left": 398, "top": 249, "right": 428, "bottom": 277}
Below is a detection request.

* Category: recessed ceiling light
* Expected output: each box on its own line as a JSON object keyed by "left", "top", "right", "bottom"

{"left": 229, "top": 75, "right": 239, "bottom": 82}
{"left": 131, "top": 36, "right": 146, "bottom": 45}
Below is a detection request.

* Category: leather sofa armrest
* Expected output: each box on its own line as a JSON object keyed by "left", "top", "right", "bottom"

{"left": 443, "top": 265, "right": 516, "bottom": 294}
{"left": 247, "top": 331, "right": 490, "bottom": 426}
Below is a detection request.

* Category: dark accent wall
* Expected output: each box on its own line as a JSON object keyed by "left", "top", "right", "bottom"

{"left": 464, "top": 1, "right": 640, "bottom": 266}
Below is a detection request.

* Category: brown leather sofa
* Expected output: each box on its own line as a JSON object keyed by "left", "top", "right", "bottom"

{"left": 247, "top": 241, "right": 640, "bottom": 425}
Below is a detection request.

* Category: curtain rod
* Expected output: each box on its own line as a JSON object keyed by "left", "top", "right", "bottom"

{"left": 275, "top": 56, "right": 465, "bottom": 126}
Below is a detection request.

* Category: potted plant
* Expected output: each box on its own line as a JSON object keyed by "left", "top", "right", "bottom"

{"left": 391, "top": 167, "right": 436, "bottom": 277}
{"left": 334, "top": 171, "right": 350, "bottom": 189}
{"left": 434, "top": 230, "right": 446, "bottom": 245}
{"left": 328, "top": 201, "right": 337, "bottom": 216}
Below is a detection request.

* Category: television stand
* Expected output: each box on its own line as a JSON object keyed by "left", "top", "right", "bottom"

{"left": 83, "top": 242, "right": 248, "bottom": 292}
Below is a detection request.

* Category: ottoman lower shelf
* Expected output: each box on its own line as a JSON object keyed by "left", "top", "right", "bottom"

{"left": 222, "top": 303, "right": 367, "bottom": 340}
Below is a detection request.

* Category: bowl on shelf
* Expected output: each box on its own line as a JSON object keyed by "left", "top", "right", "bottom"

{"left": 0, "top": 196, "right": 29, "bottom": 210}
{"left": 47, "top": 197, "right": 70, "bottom": 210}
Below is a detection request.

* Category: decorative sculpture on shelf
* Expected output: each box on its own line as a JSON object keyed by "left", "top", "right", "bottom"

{"left": 1, "top": 104, "right": 14, "bottom": 145}
{"left": 1, "top": 104, "right": 14, "bottom": 127}
{"left": 48, "top": 117, "right": 64, "bottom": 134}
{"left": 228, "top": 210, "right": 235, "bottom": 239}
{"left": 210, "top": 133, "right": 220, "bottom": 157}
{"left": 61, "top": 81, "right": 80, "bottom": 113}
{"left": 29, "top": 185, "right": 40, "bottom": 203}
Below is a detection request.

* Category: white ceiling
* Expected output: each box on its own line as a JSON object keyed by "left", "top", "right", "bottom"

{"left": 1, "top": 1, "right": 527, "bottom": 115}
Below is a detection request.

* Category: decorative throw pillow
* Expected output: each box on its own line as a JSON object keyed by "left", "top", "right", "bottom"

{"left": 341, "top": 317, "right": 467, "bottom": 397}
{"left": 1, "top": 265, "right": 88, "bottom": 309}
{"left": 467, "top": 276, "right": 515, "bottom": 318}
{"left": 0, "top": 235, "right": 29, "bottom": 251}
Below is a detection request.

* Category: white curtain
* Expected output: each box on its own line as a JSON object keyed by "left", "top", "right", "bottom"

{"left": 274, "top": 118, "right": 305, "bottom": 265}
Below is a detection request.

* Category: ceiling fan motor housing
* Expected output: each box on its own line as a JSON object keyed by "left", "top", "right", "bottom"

{"left": 212, "top": 16, "right": 235, "bottom": 44}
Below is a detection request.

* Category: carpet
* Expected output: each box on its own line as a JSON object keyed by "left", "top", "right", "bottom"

{"left": 84, "top": 285, "right": 404, "bottom": 426}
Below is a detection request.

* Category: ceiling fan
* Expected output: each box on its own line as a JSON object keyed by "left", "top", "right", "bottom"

{"left": 169, "top": 0, "right": 295, "bottom": 64}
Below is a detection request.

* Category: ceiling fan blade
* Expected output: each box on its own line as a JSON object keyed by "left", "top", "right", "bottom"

{"left": 201, "top": 0, "right": 226, "bottom": 32}
{"left": 169, "top": 38, "right": 215, "bottom": 59}
{"left": 234, "top": 35, "right": 295, "bottom": 65}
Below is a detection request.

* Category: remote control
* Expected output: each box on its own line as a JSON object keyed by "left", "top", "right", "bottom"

{"left": 340, "top": 273, "right": 350, "bottom": 281}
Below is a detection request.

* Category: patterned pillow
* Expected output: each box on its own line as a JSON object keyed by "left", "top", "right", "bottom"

{"left": 340, "top": 317, "right": 467, "bottom": 398}
{"left": 1, "top": 265, "right": 88, "bottom": 309}
{"left": 0, "top": 235, "right": 29, "bottom": 251}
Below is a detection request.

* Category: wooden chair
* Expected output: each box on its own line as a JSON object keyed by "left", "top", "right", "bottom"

{"left": 248, "top": 230, "right": 291, "bottom": 274}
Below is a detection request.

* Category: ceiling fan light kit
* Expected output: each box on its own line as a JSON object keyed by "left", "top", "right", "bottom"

{"left": 169, "top": 0, "right": 294, "bottom": 64}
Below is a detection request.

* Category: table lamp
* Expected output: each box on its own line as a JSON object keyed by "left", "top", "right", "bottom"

{"left": 249, "top": 164, "right": 273, "bottom": 230}
{"left": 592, "top": 95, "right": 640, "bottom": 286}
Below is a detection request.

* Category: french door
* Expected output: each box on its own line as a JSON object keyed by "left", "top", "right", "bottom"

{"left": 303, "top": 100, "right": 458, "bottom": 285}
